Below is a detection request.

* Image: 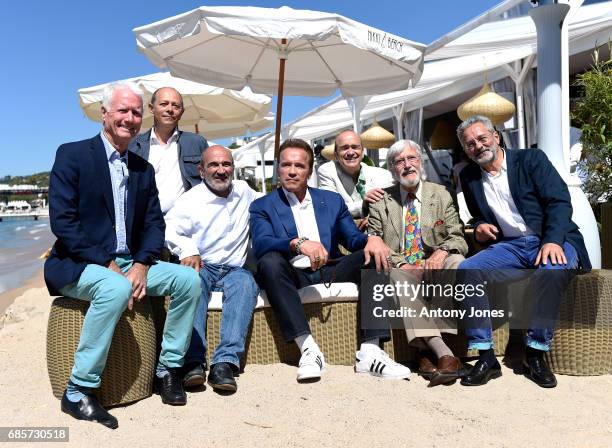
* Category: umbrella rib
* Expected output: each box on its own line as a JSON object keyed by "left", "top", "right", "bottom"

{"left": 308, "top": 41, "right": 342, "bottom": 88}
{"left": 245, "top": 38, "right": 271, "bottom": 83}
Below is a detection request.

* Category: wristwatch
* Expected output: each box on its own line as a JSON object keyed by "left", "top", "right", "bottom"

{"left": 367, "top": 231, "right": 382, "bottom": 238}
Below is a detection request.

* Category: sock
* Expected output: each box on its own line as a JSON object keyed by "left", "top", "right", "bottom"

{"left": 526, "top": 346, "right": 545, "bottom": 360}
{"left": 359, "top": 338, "right": 380, "bottom": 354}
{"left": 156, "top": 362, "right": 169, "bottom": 379}
{"left": 66, "top": 380, "right": 89, "bottom": 403}
{"left": 479, "top": 348, "right": 496, "bottom": 365}
{"left": 424, "top": 336, "right": 453, "bottom": 359}
{"left": 295, "top": 334, "right": 318, "bottom": 354}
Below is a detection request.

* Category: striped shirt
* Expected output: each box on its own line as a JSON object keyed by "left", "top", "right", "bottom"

{"left": 100, "top": 132, "right": 129, "bottom": 255}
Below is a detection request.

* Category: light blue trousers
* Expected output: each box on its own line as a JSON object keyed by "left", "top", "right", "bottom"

{"left": 60, "top": 256, "right": 201, "bottom": 389}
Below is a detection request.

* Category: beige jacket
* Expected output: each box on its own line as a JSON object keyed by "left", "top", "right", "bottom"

{"left": 368, "top": 182, "right": 467, "bottom": 267}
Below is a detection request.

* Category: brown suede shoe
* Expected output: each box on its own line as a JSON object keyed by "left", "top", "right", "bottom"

{"left": 418, "top": 355, "right": 438, "bottom": 379}
{"left": 428, "top": 356, "right": 463, "bottom": 387}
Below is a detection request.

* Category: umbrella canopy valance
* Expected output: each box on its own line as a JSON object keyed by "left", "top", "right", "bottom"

{"left": 78, "top": 72, "right": 272, "bottom": 139}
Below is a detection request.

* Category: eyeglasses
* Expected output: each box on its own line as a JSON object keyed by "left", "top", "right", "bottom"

{"left": 338, "top": 144, "right": 362, "bottom": 151}
{"left": 464, "top": 133, "right": 494, "bottom": 151}
{"left": 392, "top": 156, "right": 419, "bottom": 168}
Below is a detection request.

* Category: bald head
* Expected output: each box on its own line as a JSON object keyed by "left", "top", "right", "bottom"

{"left": 334, "top": 130, "right": 364, "bottom": 177}
{"left": 149, "top": 87, "right": 184, "bottom": 134}
{"left": 199, "top": 145, "right": 234, "bottom": 197}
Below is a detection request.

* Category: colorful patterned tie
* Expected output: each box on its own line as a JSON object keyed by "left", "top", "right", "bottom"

{"left": 404, "top": 195, "right": 425, "bottom": 266}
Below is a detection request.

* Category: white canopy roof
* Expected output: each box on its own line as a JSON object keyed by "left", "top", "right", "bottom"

{"left": 233, "top": 1, "right": 612, "bottom": 161}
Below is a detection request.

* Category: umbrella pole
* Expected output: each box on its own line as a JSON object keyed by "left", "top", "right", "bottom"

{"left": 195, "top": 124, "right": 199, "bottom": 135}
{"left": 272, "top": 39, "right": 287, "bottom": 187}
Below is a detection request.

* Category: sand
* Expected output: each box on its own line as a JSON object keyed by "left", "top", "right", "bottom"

{"left": 1, "top": 284, "right": 611, "bottom": 447}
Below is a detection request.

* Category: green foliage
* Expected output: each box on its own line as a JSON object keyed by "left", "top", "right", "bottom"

{"left": 573, "top": 45, "right": 612, "bottom": 205}
{"left": 0, "top": 171, "right": 50, "bottom": 187}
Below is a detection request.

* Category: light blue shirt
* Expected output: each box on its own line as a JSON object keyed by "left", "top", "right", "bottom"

{"left": 100, "top": 132, "right": 129, "bottom": 255}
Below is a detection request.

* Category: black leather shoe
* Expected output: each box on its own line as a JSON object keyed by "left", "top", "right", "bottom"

{"left": 182, "top": 363, "right": 206, "bottom": 388}
{"left": 154, "top": 368, "right": 187, "bottom": 405}
{"left": 524, "top": 356, "right": 557, "bottom": 388}
{"left": 61, "top": 391, "right": 118, "bottom": 429}
{"left": 460, "top": 358, "right": 502, "bottom": 386}
{"left": 207, "top": 363, "right": 237, "bottom": 392}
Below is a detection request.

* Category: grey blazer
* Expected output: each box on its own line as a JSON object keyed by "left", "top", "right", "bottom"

{"left": 128, "top": 129, "right": 209, "bottom": 191}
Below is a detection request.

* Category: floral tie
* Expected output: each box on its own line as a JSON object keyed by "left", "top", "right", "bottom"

{"left": 404, "top": 195, "right": 424, "bottom": 266}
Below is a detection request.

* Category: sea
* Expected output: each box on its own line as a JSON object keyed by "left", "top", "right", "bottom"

{"left": 0, "top": 218, "right": 56, "bottom": 295}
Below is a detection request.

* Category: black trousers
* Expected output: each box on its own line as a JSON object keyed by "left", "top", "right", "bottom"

{"left": 256, "top": 249, "right": 390, "bottom": 343}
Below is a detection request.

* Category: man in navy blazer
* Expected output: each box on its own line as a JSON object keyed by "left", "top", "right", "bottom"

{"left": 456, "top": 115, "right": 590, "bottom": 388}
{"left": 45, "top": 82, "right": 200, "bottom": 429}
{"left": 128, "top": 86, "right": 208, "bottom": 216}
{"left": 250, "top": 138, "right": 411, "bottom": 382}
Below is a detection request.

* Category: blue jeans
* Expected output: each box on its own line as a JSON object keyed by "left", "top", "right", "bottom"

{"left": 59, "top": 256, "right": 201, "bottom": 388}
{"left": 185, "top": 264, "right": 258, "bottom": 370}
{"left": 458, "top": 236, "right": 578, "bottom": 351}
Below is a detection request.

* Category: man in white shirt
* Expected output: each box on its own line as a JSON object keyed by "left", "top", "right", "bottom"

{"left": 317, "top": 130, "right": 393, "bottom": 229}
{"left": 456, "top": 115, "right": 590, "bottom": 389}
{"left": 250, "top": 138, "right": 410, "bottom": 382}
{"left": 165, "top": 145, "right": 259, "bottom": 393}
{"left": 129, "top": 87, "right": 208, "bottom": 217}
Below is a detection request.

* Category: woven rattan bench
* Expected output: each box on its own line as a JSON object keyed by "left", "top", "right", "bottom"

{"left": 46, "top": 297, "right": 157, "bottom": 407}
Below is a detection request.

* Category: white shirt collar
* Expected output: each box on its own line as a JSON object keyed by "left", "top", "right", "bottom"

{"left": 150, "top": 127, "right": 180, "bottom": 146}
{"left": 399, "top": 181, "right": 422, "bottom": 204}
{"left": 283, "top": 187, "right": 312, "bottom": 207}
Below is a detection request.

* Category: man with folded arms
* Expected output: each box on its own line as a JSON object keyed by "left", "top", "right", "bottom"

{"left": 45, "top": 82, "right": 201, "bottom": 429}
{"left": 317, "top": 130, "right": 393, "bottom": 229}
{"left": 165, "top": 145, "right": 259, "bottom": 393}
{"left": 250, "top": 138, "right": 410, "bottom": 382}
{"left": 368, "top": 139, "right": 467, "bottom": 386}
{"left": 456, "top": 115, "right": 590, "bottom": 388}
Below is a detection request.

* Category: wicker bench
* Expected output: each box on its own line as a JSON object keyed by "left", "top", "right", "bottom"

{"left": 46, "top": 297, "right": 157, "bottom": 407}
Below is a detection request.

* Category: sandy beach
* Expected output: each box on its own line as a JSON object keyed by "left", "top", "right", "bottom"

{"left": 1, "top": 281, "right": 611, "bottom": 447}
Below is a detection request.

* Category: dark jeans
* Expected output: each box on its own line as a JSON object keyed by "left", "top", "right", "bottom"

{"left": 256, "top": 250, "right": 390, "bottom": 343}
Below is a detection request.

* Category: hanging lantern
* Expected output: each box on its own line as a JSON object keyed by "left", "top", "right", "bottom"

{"left": 360, "top": 121, "right": 395, "bottom": 149}
{"left": 457, "top": 83, "right": 516, "bottom": 126}
{"left": 321, "top": 143, "right": 336, "bottom": 161}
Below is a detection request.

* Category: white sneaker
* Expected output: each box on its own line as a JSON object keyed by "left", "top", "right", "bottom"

{"left": 355, "top": 348, "right": 411, "bottom": 379}
{"left": 297, "top": 347, "right": 325, "bottom": 381}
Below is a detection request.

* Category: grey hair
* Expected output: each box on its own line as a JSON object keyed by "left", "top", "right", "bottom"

{"left": 456, "top": 115, "right": 495, "bottom": 147}
{"left": 101, "top": 81, "right": 144, "bottom": 110}
{"left": 386, "top": 139, "right": 422, "bottom": 172}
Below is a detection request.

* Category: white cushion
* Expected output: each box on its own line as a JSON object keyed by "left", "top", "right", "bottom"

{"left": 207, "top": 282, "right": 359, "bottom": 311}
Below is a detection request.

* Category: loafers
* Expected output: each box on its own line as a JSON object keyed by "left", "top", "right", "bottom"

{"left": 429, "top": 356, "right": 463, "bottom": 387}
{"left": 154, "top": 368, "right": 187, "bottom": 405}
{"left": 523, "top": 356, "right": 557, "bottom": 388}
{"left": 460, "top": 358, "right": 502, "bottom": 386}
{"left": 61, "top": 391, "right": 118, "bottom": 429}
{"left": 207, "top": 362, "right": 237, "bottom": 392}
{"left": 183, "top": 362, "right": 206, "bottom": 388}
{"left": 417, "top": 354, "right": 438, "bottom": 380}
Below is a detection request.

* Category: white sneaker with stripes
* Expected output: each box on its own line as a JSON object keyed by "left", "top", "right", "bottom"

{"left": 354, "top": 348, "right": 411, "bottom": 379}
{"left": 297, "top": 347, "right": 325, "bottom": 381}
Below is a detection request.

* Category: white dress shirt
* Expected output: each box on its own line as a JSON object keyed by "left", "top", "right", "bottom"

{"left": 400, "top": 182, "right": 422, "bottom": 249}
{"left": 164, "top": 180, "right": 259, "bottom": 267}
{"left": 148, "top": 128, "right": 184, "bottom": 214}
{"left": 283, "top": 188, "right": 321, "bottom": 269}
{"left": 481, "top": 151, "right": 534, "bottom": 238}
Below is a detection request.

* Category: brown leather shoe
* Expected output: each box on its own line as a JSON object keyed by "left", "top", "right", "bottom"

{"left": 418, "top": 355, "right": 438, "bottom": 379}
{"left": 428, "top": 356, "right": 463, "bottom": 387}
{"left": 437, "top": 355, "right": 462, "bottom": 374}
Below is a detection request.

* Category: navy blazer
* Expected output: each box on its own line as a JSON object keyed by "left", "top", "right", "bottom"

{"left": 249, "top": 187, "right": 367, "bottom": 260}
{"left": 128, "top": 129, "right": 208, "bottom": 191}
{"left": 44, "top": 135, "right": 166, "bottom": 295}
{"left": 459, "top": 148, "right": 591, "bottom": 270}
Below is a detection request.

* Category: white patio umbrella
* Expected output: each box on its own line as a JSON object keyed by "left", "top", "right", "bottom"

{"left": 78, "top": 71, "right": 273, "bottom": 139}
{"left": 134, "top": 5, "right": 426, "bottom": 159}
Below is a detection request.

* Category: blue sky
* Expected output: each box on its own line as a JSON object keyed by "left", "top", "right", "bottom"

{"left": 1, "top": 0, "right": 500, "bottom": 176}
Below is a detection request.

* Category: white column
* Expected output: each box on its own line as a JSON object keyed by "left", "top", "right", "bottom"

{"left": 347, "top": 96, "right": 370, "bottom": 134}
{"left": 258, "top": 141, "right": 267, "bottom": 194}
{"left": 529, "top": 1, "right": 601, "bottom": 268}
